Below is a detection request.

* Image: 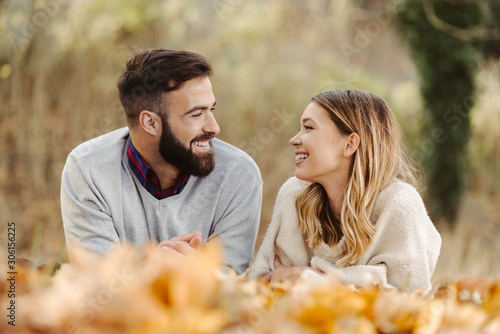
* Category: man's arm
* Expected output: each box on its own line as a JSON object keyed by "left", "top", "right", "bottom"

{"left": 208, "top": 165, "right": 263, "bottom": 274}
{"left": 61, "top": 153, "right": 119, "bottom": 259}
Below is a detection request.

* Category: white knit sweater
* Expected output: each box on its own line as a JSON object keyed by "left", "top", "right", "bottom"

{"left": 249, "top": 177, "right": 441, "bottom": 291}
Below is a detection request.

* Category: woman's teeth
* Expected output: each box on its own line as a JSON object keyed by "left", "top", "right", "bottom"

{"left": 295, "top": 154, "right": 309, "bottom": 161}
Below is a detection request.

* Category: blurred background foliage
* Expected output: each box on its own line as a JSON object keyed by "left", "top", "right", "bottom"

{"left": 0, "top": 0, "right": 499, "bottom": 282}
{"left": 397, "top": 0, "right": 489, "bottom": 224}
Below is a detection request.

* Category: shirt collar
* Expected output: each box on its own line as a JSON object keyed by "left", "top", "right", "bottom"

{"left": 127, "top": 137, "right": 189, "bottom": 199}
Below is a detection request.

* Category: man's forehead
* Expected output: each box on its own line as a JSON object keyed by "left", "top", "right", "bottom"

{"left": 164, "top": 77, "right": 215, "bottom": 112}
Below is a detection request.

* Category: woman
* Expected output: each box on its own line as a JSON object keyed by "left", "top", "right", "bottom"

{"left": 248, "top": 89, "right": 441, "bottom": 291}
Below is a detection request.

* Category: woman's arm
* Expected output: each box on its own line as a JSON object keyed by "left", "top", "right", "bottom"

{"left": 248, "top": 177, "right": 311, "bottom": 279}
{"left": 259, "top": 256, "right": 322, "bottom": 283}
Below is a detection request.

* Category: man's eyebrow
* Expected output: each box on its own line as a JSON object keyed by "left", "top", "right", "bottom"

{"left": 183, "top": 101, "right": 217, "bottom": 115}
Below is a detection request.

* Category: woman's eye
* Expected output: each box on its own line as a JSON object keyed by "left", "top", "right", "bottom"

{"left": 304, "top": 125, "right": 313, "bottom": 130}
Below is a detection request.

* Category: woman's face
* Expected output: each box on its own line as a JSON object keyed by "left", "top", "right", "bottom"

{"left": 289, "top": 102, "right": 352, "bottom": 184}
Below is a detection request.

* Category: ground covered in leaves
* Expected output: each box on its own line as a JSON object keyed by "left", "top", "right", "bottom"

{"left": 2, "top": 245, "right": 500, "bottom": 334}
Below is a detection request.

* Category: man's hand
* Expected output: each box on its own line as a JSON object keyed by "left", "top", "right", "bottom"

{"left": 260, "top": 255, "right": 322, "bottom": 284}
{"left": 157, "top": 231, "right": 202, "bottom": 259}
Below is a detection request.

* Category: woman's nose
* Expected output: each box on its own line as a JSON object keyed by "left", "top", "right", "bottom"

{"left": 289, "top": 133, "right": 301, "bottom": 147}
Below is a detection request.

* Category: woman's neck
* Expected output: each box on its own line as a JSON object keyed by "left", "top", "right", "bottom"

{"left": 320, "top": 175, "right": 349, "bottom": 219}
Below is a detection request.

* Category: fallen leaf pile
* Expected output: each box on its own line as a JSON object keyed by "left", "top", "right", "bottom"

{"left": 2, "top": 244, "right": 500, "bottom": 334}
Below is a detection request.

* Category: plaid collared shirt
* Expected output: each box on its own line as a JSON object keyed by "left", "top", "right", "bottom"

{"left": 127, "top": 137, "right": 189, "bottom": 199}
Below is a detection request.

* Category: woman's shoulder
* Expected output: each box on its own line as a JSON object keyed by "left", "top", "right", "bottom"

{"left": 377, "top": 179, "right": 422, "bottom": 207}
{"left": 373, "top": 179, "right": 432, "bottom": 227}
{"left": 276, "top": 177, "right": 312, "bottom": 202}
{"left": 372, "top": 179, "right": 441, "bottom": 251}
{"left": 280, "top": 176, "right": 311, "bottom": 193}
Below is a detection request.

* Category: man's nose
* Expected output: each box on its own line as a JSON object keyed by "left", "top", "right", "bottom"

{"left": 203, "top": 112, "right": 220, "bottom": 135}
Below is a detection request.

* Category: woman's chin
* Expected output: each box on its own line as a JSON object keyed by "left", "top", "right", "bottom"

{"left": 294, "top": 170, "right": 310, "bottom": 182}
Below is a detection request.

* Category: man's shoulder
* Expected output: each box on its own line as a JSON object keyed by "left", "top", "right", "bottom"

{"left": 212, "top": 138, "right": 262, "bottom": 181}
{"left": 69, "top": 127, "right": 129, "bottom": 167}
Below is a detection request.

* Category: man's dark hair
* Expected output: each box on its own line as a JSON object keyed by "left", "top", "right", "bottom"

{"left": 117, "top": 48, "right": 213, "bottom": 126}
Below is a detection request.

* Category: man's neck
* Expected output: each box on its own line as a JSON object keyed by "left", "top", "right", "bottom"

{"left": 148, "top": 158, "right": 182, "bottom": 190}
{"left": 129, "top": 132, "right": 182, "bottom": 190}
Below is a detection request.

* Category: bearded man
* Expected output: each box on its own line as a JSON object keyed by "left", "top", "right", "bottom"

{"left": 61, "top": 49, "right": 262, "bottom": 274}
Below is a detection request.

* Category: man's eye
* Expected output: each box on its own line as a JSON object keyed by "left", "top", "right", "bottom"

{"left": 192, "top": 113, "right": 203, "bottom": 117}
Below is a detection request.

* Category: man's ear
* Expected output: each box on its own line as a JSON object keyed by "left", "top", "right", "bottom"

{"left": 343, "top": 133, "right": 360, "bottom": 158}
{"left": 139, "top": 110, "right": 161, "bottom": 136}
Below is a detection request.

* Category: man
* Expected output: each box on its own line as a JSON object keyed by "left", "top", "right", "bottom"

{"left": 61, "top": 49, "right": 262, "bottom": 274}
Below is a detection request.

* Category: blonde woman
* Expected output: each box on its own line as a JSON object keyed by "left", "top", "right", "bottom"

{"left": 249, "top": 89, "right": 441, "bottom": 291}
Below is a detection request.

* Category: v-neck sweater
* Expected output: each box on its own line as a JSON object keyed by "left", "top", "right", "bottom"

{"left": 61, "top": 127, "right": 262, "bottom": 274}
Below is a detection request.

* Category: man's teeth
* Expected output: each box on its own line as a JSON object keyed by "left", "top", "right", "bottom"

{"left": 193, "top": 141, "right": 209, "bottom": 147}
{"left": 296, "top": 154, "right": 309, "bottom": 161}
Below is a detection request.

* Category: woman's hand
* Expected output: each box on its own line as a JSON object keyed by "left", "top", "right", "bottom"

{"left": 260, "top": 255, "right": 322, "bottom": 284}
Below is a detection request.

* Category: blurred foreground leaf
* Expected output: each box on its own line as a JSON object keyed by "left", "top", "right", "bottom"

{"left": 1, "top": 244, "right": 499, "bottom": 333}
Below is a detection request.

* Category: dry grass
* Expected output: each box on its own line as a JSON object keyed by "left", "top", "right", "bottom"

{"left": 434, "top": 191, "right": 500, "bottom": 283}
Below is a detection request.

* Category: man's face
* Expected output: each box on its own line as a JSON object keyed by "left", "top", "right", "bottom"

{"left": 158, "top": 77, "right": 220, "bottom": 177}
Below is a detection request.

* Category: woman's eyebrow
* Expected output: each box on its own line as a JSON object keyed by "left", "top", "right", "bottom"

{"left": 301, "top": 117, "right": 316, "bottom": 124}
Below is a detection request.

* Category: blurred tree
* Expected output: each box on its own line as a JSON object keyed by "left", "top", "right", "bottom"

{"left": 395, "top": 0, "right": 486, "bottom": 225}
{"left": 482, "top": 0, "right": 500, "bottom": 60}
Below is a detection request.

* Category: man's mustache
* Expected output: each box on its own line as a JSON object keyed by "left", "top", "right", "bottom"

{"left": 190, "top": 133, "right": 216, "bottom": 144}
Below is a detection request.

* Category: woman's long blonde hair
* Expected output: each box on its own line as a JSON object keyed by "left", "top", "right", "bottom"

{"left": 296, "top": 89, "right": 417, "bottom": 267}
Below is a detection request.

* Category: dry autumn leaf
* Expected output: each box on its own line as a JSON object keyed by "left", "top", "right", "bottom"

{"left": 2, "top": 244, "right": 499, "bottom": 334}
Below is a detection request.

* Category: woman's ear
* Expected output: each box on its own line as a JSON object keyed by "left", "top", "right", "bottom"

{"left": 139, "top": 110, "right": 161, "bottom": 136}
{"left": 343, "top": 133, "right": 360, "bottom": 158}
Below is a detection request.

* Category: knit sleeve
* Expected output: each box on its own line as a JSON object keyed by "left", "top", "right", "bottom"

{"left": 61, "top": 153, "right": 120, "bottom": 260}
{"left": 313, "top": 181, "right": 441, "bottom": 292}
{"left": 248, "top": 178, "right": 310, "bottom": 279}
{"left": 311, "top": 257, "right": 393, "bottom": 289}
{"left": 207, "top": 161, "right": 262, "bottom": 275}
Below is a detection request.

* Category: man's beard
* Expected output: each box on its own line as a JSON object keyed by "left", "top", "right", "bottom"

{"left": 158, "top": 114, "right": 216, "bottom": 177}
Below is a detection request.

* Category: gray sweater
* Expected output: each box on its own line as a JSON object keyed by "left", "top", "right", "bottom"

{"left": 61, "top": 127, "right": 262, "bottom": 274}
